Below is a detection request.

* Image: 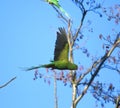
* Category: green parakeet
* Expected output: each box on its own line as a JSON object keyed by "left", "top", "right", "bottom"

{"left": 45, "top": 0, "right": 70, "bottom": 19}
{"left": 25, "top": 28, "right": 78, "bottom": 71}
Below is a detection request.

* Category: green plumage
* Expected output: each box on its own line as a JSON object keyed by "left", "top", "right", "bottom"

{"left": 54, "top": 28, "right": 68, "bottom": 61}
{"left": 26, "top": 28, "right": 78, "bottom": 71}
{"left": 45, "top": 0, "right": 70, "bottom": 19}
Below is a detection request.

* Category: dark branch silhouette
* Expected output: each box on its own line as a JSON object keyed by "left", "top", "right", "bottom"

{"left": 0, "top": 77, "right": 17, "bottom": 89}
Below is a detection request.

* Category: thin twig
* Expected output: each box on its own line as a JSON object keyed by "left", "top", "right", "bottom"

{"left": 103, "top": 65, "right": 120, "bottom": 74}
{"left": 73, "top": 11, "right": 87, "bottom": 46}
{"left": 0, "top": 77, "right": 17, "bottom": 89}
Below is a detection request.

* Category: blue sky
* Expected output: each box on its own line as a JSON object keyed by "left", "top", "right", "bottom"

{"left": 0, "top": 0, "right": 120, "bottom": 108}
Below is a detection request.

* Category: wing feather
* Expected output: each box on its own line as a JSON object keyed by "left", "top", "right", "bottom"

{"left": 54, "top": 27, "right": 69, "bottom": 61}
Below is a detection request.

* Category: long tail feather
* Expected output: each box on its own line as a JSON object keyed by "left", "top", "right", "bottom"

{"left": 58, "top": 6, "right": 70, "bottom": 19}
{"left": 24, "top": 63, "right": 55, "bottom": 71}
{"left": 24, "top": 65, "right": 44, "bottom": 71}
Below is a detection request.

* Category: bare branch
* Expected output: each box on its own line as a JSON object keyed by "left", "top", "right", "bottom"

{"left": 116, "top": 95, "right": 120, "bottom": 108}
{"left": 72, "top": 0, "right": 102, "bottom": 45}
{"left": 68, "top": 20, "right": 74, "bottom": 63}
{"left": 75, "top": 36, "right": 120, "bottom": 105}
{"left": 103, "top": 65, "right": 120, "bottom": 74}
{"left": 0, "top": 77, "right": 17, "bottom": 89}
{"left": 73, "top": 10, "right": 87, "bottom": 45}
{"left": 77, "top": 69, "right": 90, "bottom": 84}
{"left": 53, "top": 71, "right": 58, "bottom": 108}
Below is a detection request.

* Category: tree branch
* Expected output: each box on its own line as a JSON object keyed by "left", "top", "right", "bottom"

{"left": 116, "top": 95, "right": 120, "bottom": 108}
{"left": 103, "top": 65, "right": 120, "bottom": 74}
{"left": 0, "top": 77, "right": 17, "bottom": 89}
{"left": 73, "top": 10, "right": 87, "bottom": 45}
{"left": 53, "top": 71, "right": 58, "bottom": 108}
{"left": 75, "top": 36, "right": 120, "bottom": 105}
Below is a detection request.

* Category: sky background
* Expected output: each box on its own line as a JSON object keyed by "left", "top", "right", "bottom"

{"left": 0, "top": 0, "right": 120, "bottom": 108}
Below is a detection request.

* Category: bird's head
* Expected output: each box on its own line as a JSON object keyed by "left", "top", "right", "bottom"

{"left": 67, "top": 62, "right": 78, "bottom": 70}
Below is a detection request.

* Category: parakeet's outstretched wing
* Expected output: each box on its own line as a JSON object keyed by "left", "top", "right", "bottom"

{"left": 54, "top": 27, "right": 69, "bottom": 61}
{"left": 23, "top": 27, "right": 78, "bottom": 71}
